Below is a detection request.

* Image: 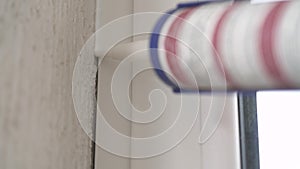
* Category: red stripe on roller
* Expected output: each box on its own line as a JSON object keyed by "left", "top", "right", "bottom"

{"left": 212, "top": 4, "right": 237, "bottom": 87}
{"left": 260, "top": 2, "right": 291, "bottom": 87}
{"left": 165, "top": 7, "right": 197, "bottom": 85}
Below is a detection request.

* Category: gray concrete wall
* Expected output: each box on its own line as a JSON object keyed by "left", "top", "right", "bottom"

{"left": 0, "top": 0, "right": 96, "bottom": 168}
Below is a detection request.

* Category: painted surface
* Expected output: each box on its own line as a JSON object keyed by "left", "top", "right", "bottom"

{"left": 0, "top": 0, "right": 96, "bottom": 168}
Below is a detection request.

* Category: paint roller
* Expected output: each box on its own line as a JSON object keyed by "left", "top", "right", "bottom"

{"left": 150, "top": 1, "right": 300, "bottom": 92}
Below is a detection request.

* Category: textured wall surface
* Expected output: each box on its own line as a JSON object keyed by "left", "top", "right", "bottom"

{"left": 0, "top": 0, "right": 96, "bottom": 168}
